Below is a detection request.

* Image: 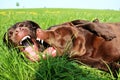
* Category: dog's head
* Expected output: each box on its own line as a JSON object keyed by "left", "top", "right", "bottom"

{"left": 3, "top": 20, "right": 41, "bottom": 61}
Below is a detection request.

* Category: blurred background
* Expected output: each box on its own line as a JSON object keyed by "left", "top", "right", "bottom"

{"left": 0, "top": 0, "right": 120, "bottom": 10}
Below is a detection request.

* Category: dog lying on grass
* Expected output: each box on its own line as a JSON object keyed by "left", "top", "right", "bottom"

{"left": 3, "top": 19, "right": 120, "bottom": 78}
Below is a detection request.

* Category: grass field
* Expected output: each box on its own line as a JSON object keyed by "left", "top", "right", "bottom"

{"left": 0, "top": 8, "right": 120, "bottom": 80}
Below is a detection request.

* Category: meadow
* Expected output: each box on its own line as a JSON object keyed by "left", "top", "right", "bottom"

{"left": 0, "top": 8, "right": 120, "bottom": 80}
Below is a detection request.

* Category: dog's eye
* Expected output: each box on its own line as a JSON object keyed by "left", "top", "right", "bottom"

{"left": 8, "top": 31, "right": 13, "bottom": 37}
{"left": 9, "top": 31, "right": 13, "bottom": 35}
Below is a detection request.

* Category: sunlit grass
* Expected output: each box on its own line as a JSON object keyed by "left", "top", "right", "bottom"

{"left": 0, "top": 8, "right": 120, "bottom": 80}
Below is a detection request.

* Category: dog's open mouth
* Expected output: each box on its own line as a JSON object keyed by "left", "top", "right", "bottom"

{"left": 19, "top": 36, "right": 56, "bottom": 61}
{"left": 36, "top": 38, "right": 57, "bottom": 57}
{"left": 20, "top": 36, "right": 33, "bottom": 46}
{"left": 20, "top": 36, "right": 39, "bottom": 61}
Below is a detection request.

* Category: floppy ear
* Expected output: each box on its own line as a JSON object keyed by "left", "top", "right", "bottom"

{"left": 3, "top": 32, "right": 8, "bottom": 45}
{"left": 25, "top": 20, "right": 41, "bottom": 30}
{"left": 25, "top": 20, "right": 41, "bottom": 38}
{"left": 3, "top": 32, "right": 13, "bottom": 48}
{"left": 76, "top": 22, "right": 116, "bottom": 41}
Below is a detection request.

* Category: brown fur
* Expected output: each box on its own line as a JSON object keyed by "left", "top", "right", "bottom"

{"left": 3, "top": 19, "right": 120, "bottom": 78}
{"left": 36, "top": 20, "right": 120, "bottom": 78}
{"left": 3, "top": 20, "right": 41, "bottom": 61}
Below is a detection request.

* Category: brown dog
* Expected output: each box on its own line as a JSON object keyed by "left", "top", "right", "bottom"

{"left": 4, "top": 19, "right": 107, "bottom": 61}
{"left": 3, "top": 20, "right": 41, "bottom": 61}
{"left": 36, "top": 19, "right": 120, "bottom": 78}
{"left": 3, "top": 19, "right": 119, "bottom": 77}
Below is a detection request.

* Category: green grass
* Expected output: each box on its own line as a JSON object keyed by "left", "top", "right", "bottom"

{"left": 0, "top": 8, "right": 120, "bottom": 80}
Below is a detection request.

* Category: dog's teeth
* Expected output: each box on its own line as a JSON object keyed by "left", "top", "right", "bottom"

{"left": 21, "top": 36, "right": 30, "bottom": 41}
{"left": 20, "top": 36, "right": 30, "bottom": 45}
{"left": 20, "top": 41, "right": 22, "bottom": 45}
{"left": 41, "top": 40, "right": 44, "bottom": 44}
{"left": 36, "top": 38, "right": 44, "bottom": 45}
{"left": 36, "top": 38, "right": 41, "bottom": 41}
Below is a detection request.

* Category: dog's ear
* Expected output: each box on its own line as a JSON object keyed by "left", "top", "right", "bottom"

{"left": 24, "top": 21, "right": 41, "bottom": 38}
{"left": 3, "top": 32, "right": 20, "bottom": 53}
{"left": 25, "top": 20, "right": 41, "bottom": 30}
{"left": 3, "top": 32, "right": 8, "bottom": 45}
{"left": 3, "top": 32, "right": 13, "bottom": 48}
{"left": 76, "top": 22, "right": 116, "bottom": 41}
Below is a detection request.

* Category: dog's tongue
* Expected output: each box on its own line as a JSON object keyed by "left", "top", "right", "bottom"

{"left": 23, "top": 45, "right": 39, "bottom": 61}
{"left": 43, "top": 47, "right": 57, "bottom": 58}
{"left": 23, "top": 45, "right": 56, "bottom": 61}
